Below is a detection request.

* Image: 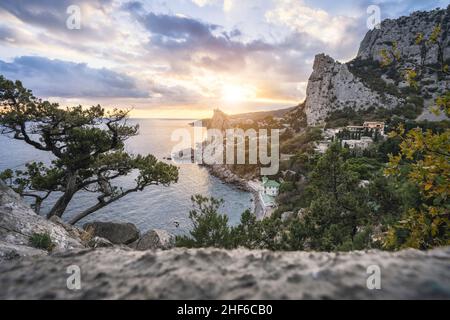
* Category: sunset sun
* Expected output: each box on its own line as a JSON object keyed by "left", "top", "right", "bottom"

{"left": 221, "top": 84, "right": 256, "bottom": 104}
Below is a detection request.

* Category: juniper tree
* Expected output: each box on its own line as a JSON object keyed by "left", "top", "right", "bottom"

{"left": 0, "top": 75, "right": 178, "bottom": 224}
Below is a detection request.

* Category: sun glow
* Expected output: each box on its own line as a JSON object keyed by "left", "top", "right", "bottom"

{"left": 221, "top": 84, "right": 256, "bottom": 104}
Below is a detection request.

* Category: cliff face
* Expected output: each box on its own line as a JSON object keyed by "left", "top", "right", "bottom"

{"left": 0, "top": 181, "right": 84, "bottom": 261}
{"left": 305, "top": 6, "right": 450, "bottom": 125}
{"left": 305, "top": 54, "right": 403, "bottom": 125}
{"left": 358, "top": 7, "right": 450, "bottom": 64}
{"left": 208, "top": 109, "right": 230, "bottom": 131}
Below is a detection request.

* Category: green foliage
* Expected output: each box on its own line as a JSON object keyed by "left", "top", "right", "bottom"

{"left": 325, "top": 100, "right": 423, "bottom": 128}
{"left": 384, "top": 126, "right": 450, "bottom": 249}
{"left": 175, "top": 196, "right": 232, "bottom": 248}
{"left": 379, "top": 24, "right": 450, "bottom": 250}
{"left": 29, "top": 232, "right": 54, "bottom": 251}
{"left": 0, "top": 75, "right": 179, "bottom": 223}
{"left": 348, "top": 58, "right": 402, "bottom": 98}
{"left": 176, "top": 195, "right": 284, "bottom": 250}
{"left": 279, "top": 181, "right": 296, "bottom": 193}
{"left": 283, "top": 103, "right": 307, "bottom": 132}
{"left": 293, "top": 143, "right": 372, "bottom": 250}
{"left": 280, "top": 127, "right": 322, "bottom": 154}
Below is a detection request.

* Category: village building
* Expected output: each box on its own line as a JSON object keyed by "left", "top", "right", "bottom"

{"left": 363, "top": 121, "right": 385, "bottom": 131}
{"left": 346, "top": 122, "right": 385, "bottom": 133}
{"left": 248, "top": 177, "right": 280, "bottom": 209}
{"left": 262, "top": 177, "right": 280, "bottom": 197}
{"left": 341, "top": 136, "right": 373, "bottom": 149}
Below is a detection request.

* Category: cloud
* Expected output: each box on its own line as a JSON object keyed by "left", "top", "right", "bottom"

{"left": 0, "top": 0, "right": 118, "bottom": 42}
{"left": 191, "top": 0, "right": 215, "bottom": 7}
{"left": 190, "top": 0, "right": 234, "bottom": 12}
{"left": 136, "top": 11, "right": 274, "bottom": 72}
{"left": 266, "top": 0, "right": 359, "bottom": 47}
{"left": 143, "top": 12, "right": 220, "bottom": 41}
{"left": 0, "top": 56, "right": 149, "bottom": 98}
{"left": 223, "top": 0, "right": 234, "bottom": 12}
{"left": 0, "top": 25, "right": 18, "bottom": 43}
{"left": 1, "top": 0, "right": 444, "bottom": 116}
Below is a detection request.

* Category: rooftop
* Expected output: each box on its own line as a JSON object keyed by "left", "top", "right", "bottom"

{"left": 262, "top": 177, "right": 280, "bottom": 188}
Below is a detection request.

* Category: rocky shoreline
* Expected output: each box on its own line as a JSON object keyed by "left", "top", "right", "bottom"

{"left": 201, "top": 163, "right": 265, "bottom": 219}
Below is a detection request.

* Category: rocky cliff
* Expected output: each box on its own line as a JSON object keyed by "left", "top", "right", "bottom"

{"left": 0, "top": 182, "right": 449, "bottom": 299}
{"left": 208, "top": 108, "right": 231, "bottom": 131}
{"left": 305, "top": 6, "right": 450, "bottom": 125}
{"left": 358, "top": 7, "right": 450, "bottom": 64}
{"left": 0, "top": 181, "right": 85, "bottom": 261}
{"left": 305, "top": 54, "right": 404, "bottom": 125}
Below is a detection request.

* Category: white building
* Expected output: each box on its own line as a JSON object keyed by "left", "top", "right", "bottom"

{"left": 249, "top": 177, "right": 280, "bottom": 209}
{"left": 341, "top": 136, "right": 373, "bottom": 149}
{"left": 262, "top": 177, "right": 280, "bottom": 197}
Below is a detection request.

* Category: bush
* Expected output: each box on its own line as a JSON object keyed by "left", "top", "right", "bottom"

{"left": 279, "top": 181, "right": 296, "bottom": 193}
{"left": 29, "top": 232, "right": 54, "bottom": 251}
{"left": 175, "top": 196, "right": 233, "bottom": 249}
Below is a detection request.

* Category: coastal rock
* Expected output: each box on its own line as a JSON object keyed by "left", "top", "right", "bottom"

{"left": 134, "top": 229, "right": 175, "bottom": 251}
{"left": 83, "top": 221, "right": 140, "bottom": 245}
{"left": 206, "top": 164, "right": 249, "bottom": 190}
{"left": 208, "top": 109, "right": 230, "bottom": 131}
{"left": 87, "top": 236, "right": 114, "bottom": 249}
{"left": 0, "top": 181, "right": 84, "bottom": 260}
{"left": 0, "top": 247, "right": 449, "bottom": 299}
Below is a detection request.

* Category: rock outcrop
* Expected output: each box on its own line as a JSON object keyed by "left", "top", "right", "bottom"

{"left": 205, "top": 164, "right": 249, "bottom": 190}
{"left": 0, "top": 246, "right": 449, "bottom": 299}
{"left": 358, "top": 7, "right": 450, "bottom": 64}
{"left": 305, "top": 54, "right": 403, "bottom": 125}
{"left": 83, "top": 221, "right": 140, "bottom": 245}
{"left": 304, "top": 6, "right": 450, "bottom": 125}
{"left": 208, "top": 109, "right": 230, "bottom": 131}
{"left": 132, "top": 229, "right": 175, "bottom": 251}
{"left": 0, "top": 181, "right": 84, "bottom": 261}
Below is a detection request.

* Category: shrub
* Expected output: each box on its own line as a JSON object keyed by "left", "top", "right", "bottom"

{"left": 29, "top": 232, "right": 54, "bottom": 251}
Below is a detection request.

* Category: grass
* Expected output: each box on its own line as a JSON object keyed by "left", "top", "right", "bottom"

{"left": 29, "top": 232, "right": 54, "bottom": 251}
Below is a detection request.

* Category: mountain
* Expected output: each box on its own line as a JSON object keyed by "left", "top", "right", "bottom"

{"left": 304, "top": 6, "right": 450, "bottom": 126}
{"left": 207, "top": 108, "right": 231, "bottom": 131}
{"left": 228, "top": 106, "right": 295, "bottom": 121}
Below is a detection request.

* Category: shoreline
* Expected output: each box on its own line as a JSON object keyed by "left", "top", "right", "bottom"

{"left": 201, "top": 163, "right": 265, "bottom": 220}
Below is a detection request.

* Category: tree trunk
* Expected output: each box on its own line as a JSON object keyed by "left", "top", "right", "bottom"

{"left": 47, "top": 174, "right": 77, "bottom": 219}
{"left": 69, "top": 188, "right": 137, "bottom": 225}
{"left": 69, "top": 202, "right": 105, "bottom": 225}
{"left": 34, "top": 198, "right": 43, "bottom": 215}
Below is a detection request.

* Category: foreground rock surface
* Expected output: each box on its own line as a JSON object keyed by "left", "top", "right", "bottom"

{"left": 0, "top": 246, "right": 449, "bottom": 299}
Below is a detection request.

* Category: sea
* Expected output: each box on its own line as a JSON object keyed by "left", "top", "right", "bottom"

{"left": 0, "top": 119, "right": 253, "bottom": 234}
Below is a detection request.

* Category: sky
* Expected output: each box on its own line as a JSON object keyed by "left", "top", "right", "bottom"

{"left": 0, "top": 0, "right": 448, "bottom": 118}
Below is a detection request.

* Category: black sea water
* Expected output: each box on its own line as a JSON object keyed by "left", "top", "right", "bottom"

{"left": 0, "top": 119, "right": 253, "bottom": 234}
